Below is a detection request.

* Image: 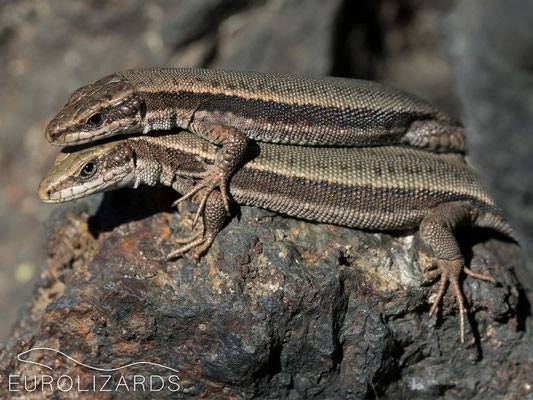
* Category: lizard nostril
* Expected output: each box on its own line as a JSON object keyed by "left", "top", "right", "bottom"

{"left": 46, "top": 129, "right": 65, "bottom": 143}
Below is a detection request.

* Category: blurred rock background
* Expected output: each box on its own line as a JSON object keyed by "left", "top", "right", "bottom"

{"left": 0, "top": 0, "right": 531, "bottom": 352}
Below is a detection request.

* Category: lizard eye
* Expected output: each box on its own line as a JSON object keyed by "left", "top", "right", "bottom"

{"left": 79, "top": 161, "right": 98, "bottom": 180}
{"left": 86, "top": 112, "right": 103, "bottom": 127}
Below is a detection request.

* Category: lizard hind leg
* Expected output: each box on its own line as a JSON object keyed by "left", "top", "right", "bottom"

{"left": 419, "top": 201, "right": 495, "bottom": 343}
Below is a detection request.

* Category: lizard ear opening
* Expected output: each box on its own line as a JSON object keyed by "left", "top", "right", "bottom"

{"left": 117, "top": 93, "right": 144, "bottom": 119}
{"left": 123, "top": 142, "right": 136, "bottom": 168}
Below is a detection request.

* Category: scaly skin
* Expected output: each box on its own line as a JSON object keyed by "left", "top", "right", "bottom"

{"left": 39, "top": 130, "right": 514, "bottom": 343}
{"left": 44, "top": 68, "right": 466, "bottom": 229}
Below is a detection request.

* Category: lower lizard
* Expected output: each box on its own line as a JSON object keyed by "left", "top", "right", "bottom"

{"left": 38, "top": 130, "right": 515, "bottom": 343}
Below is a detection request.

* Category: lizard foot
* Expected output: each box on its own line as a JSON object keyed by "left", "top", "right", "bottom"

{"left": 419, "top": 259, "right": 463, "bottom": 343}
{"left": 421, "top": 259, "right": 496, "bottom": 343}
{"left": 422, "top": 259, "right": 466, "bottom": 343}
{"left": 172, "top": 124, "right": 247, "bottom": 225}
{"left": 167, "top": 231, "right": 215, "bottom": 260}
{"left": 168, "top": 187, "right": 227, "bottom": 260}
{"left": 172, "top": 167, "right": 230, "bottom": 228}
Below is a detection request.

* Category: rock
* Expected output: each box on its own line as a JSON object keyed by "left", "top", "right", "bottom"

{"left": 1, "top": 0, "right": 532, "bottom": 398}
{"left": 0, "top": 186, "right": 530, "bottom": 398}
{"left": 443, "top": 0, "right": 533, "bottom": 276}
{"left": 213, "top": 0, "right": 343, "bottom": 75}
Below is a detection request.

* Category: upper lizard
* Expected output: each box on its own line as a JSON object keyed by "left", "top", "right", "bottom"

{"left": 44, "top": 68, "right": 465, "bottom": 225}
{"left": 38, "top": 130, "right": 514, "bottom": 343}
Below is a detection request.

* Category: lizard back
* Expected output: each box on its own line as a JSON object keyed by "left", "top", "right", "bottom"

{"left": 121, "top": 68, "right": 452, "bottom": 145}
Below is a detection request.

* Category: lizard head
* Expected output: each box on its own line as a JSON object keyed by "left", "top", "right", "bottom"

{"left": 38, "top": 140, "right": 136, "bottom": 203}
{"left": 45, "top": 73, "right": 145, "bottom": 145}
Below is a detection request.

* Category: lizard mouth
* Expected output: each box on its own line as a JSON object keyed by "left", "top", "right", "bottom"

{"left": 37, "top": 177, "right": 72, "bottom": 203}
{"left": 37, "top": 182, "right": 63, "bottom": 203}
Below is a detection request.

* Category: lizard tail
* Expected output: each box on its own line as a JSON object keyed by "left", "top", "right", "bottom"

{"left": 476, "top": 207, "right": 519, "bottom": 244}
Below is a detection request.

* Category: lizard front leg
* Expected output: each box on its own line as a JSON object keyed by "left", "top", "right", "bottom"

{"left": 168, "top": 183, "right": 228, "bottom": 260}
{"left": 419, "top": 201, "right": 496, "bottom": 343}
{"left": 173, "top": 124, "right": 248, "bottom": 225}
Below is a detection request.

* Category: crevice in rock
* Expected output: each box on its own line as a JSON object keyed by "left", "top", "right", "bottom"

{"left": 331, "top": 273, "right": 349, "bottom": 371}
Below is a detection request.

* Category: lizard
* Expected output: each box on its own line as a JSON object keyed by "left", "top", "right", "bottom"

{"left": 38, "top": 130, "right": 515, "bottom": 343}
{"left": 44, "top": 68, "right": 466, "bottom": 225}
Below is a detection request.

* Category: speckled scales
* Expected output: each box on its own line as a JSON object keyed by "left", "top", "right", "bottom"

{"left": 121, "top": 68, "right": 455, "bottom": 146}
{"left": 137, "top": 133, "right": 508, "bottom": 234}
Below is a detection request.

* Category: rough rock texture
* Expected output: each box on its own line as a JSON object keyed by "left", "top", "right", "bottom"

{"left": 1, "top": 0, "right": 532, "bottom": 398}
{"left": 0, "top": 187, "right": 530, "bottom": 398}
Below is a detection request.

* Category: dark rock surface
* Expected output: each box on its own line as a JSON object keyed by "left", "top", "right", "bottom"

{"left": 0, "top": 188, "right": 530, "bottom": 398}
{"left": 1, "top": 0, "right": 532, "bottom": 398}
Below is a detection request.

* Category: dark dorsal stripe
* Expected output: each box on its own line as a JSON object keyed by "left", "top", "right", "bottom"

{"left": 140, "top": 90, "right": 436, "bottom": 138}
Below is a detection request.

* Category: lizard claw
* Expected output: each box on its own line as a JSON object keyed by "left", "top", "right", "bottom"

{"left": 172, "top": 124, "right": 245, "bottom": 226}
{"left": 172, "top": 180, "right": 209, "bottom": 227}
{"left": 422, "top": 258, "right": 498, "bottom": 343}
{"left": 167, "top": 231, "right": 215, "bottom": 260}
{"left": 174, "top": 167, "right": 231, "bottom": 227}
{"left": 168, "top": 184, "right": 228, "bottom": 261}
{"left": 464, "top": 266, "right": 496, "bottom": 284}
{"left": 423, "top": 259, "right": 467, "bottom": 343}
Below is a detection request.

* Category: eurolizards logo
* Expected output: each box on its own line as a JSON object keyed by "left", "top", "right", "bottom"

{"left": 8, "top": 347, "right": 180, "bottom": 394}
